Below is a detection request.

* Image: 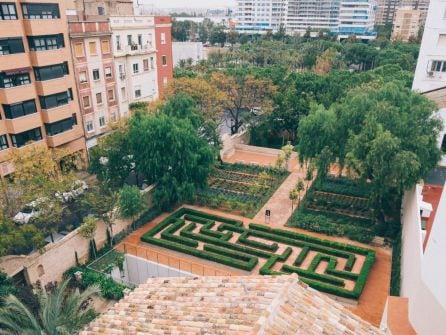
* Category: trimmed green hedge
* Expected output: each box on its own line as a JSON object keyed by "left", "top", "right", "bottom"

{"left": 141, "top": 208, "right": 375, "bottom": 300}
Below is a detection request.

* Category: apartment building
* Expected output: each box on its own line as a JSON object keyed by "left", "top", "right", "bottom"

{"left": 110, "top": 16, "right": 159, "bottom": 116}
{"left": 154, "top": 16, "right": 173, "bottom": 98}
{"left": 68, "top": 19, "right": 119, "bottom": 150}
{"left": 0, "top": 0, "right": 86, "bottom": 178}
{"left": 73, "top": 0, "right": 133, "bottom": 17}
{"left": 391, "top": 6, "right": 422, "bottom": 41}
{"left": 235, "top": 0, "right": 376, "bottom": 38}
{"left": 375, "top": 0, "right": 401, "bottom": 24}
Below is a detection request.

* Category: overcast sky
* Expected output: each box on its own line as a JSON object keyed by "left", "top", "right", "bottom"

{"left": 149, "top": 0, "right": 236, "bottom": 8}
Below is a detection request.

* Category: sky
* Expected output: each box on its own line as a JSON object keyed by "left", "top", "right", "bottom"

{"left": 148, "top": 0, "right": 236, "bottom": 8}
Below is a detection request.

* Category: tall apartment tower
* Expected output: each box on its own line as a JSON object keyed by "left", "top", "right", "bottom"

{"left": 110, "top": 16, "right": 159, "bottom": 116}
{"left": 154, "top": 16, "right": 173, "bottom": 98}
{"left": 375, "top": 0, "right": 401, "bottom": 24}
{"left": 68, "top": 19, "right": 119, "bottom": 150}
{"left": 391, "top": 6, "right": 422, "bottom": 41}
{"left": 0, "top": 0, "right": 86, "bottom": 178}
{"left": 235, "top": 0, "right": 376, "bottom": 37}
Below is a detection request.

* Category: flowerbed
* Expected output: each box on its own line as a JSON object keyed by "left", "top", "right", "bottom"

{"left": 141, "top": 208, "right": 375, "bottom": 300}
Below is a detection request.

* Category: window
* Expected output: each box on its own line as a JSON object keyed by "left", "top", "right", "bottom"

{"left": 96, "top": 92, "right": 102, "bottom": 104}
{"left": 21, "top": 3, "right": 60, "bottom": 19}
{"left": 82, "top": 96, "right": 90, "bottom": 108}
{"left": 143, "top": 59, "right": 149, "bottom": 71}
{"left": 99, "top": 115, "right": 106, "bottom": 127}
{"left": 127, "top": 34, "right": 132, "bottom": 46}
{"left": 431, "top": 60, "right": 446, "bottom": 72}
{"left": 0, "top": 135, "right": 8, "bottom": 150}
{"left": 0, "top": 72, "right": 30, "bottom": 88}
{"left": 163, "top": 76, "right": 168, "bottom": 87}
{"left": 97, "top": 6, "right": 104, "bottom": 15}
{"left": 116, "top": 35, "right": 121, "bottom": 50}
{"left": 45, "top": 116, "right": 76, "bottom": 136}
{"left": 150, "top": 56, "right": 154, "bottom": 69}
{"left": 10, "top": 127, "right": 42, "bottom": 147}
{"left": 28, "top": 34, "right": 64, "bottom": 51}
{"left": 88, "top": 41, "right": 97, "bottom": 55}
{"left": 105, "top": 67, "right": 112, "bottom": 78}
{"left": 33, "top": 62, "right": 68, "bottom": 81}
{"left": 79, "top": 71, "right": 87, "bottom": 83}
{"left": 86, "top": 120, "right": 94, "bottom": 132}
{"left": 39, "top": 89, "right": 72, "bottom": 109}
{"left": 0, "top": 37, "right": 24, "bottom": 55}
{"left": 92, "top": 69, "right": 100, "bottom": 80}
{"left": 0, "top": 3, "right": 17, "bottom": 20}
{"left": 74, "top": 42, "right": 84, "bottom": 57}
{"left": 138, "top": 34, "right": 142, "bottom": 46}
{"left": 121, "top": 87, "right": 126, "bottom": 101}
{"left": 101, "top": 40, "right": 110, "bottom": 54}
{"left": 107, "top": 89, "right": 114, "bottom": 101}
{"left": 162, "top": 55, "right": 167, "bottom": 66}
{"left": 161, "top": 32, "right": 166, "bottom": 45}
{"left": 133, "top": 63, "right": 139, "bottom": 74}
{"left": 134, "top": 86, "right": 141, "bottom": 98}
{"left": 2, "top": 99, "right": 37, "bottom": 119}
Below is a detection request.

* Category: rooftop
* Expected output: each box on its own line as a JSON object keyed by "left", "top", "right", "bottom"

{"left": 82, "top": 274, "right": 384, "bottom": 335}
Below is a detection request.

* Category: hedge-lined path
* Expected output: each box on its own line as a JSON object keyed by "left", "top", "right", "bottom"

{"left": 117, "top": 204, "right": 390, "bottom": 327}
{"left": 252, "top": 162, "right": 310, "bottom": 226}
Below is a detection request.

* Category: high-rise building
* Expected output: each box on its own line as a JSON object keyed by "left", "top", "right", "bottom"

{"left": 154, "top": 16, "right": 173, "bottom": 98}
{"left": 234, "top": 0, "right": 376, "bottom": 37}
{"left": 391, "top": 6, "right": 422, "bottom": 41}
{"left": 0, "top": 0, "right": 86, "bottom": 178}
{"left": 110, "top": 16, "right": 159, "bottom": 116}
{"left": 68, "top": 18, "right": 119, "bottom": 150}
{"left": 375, "top": 0, "right": 401, "bottom": 24}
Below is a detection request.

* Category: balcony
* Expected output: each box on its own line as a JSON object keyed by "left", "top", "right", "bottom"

{"left": 46, "top": 125, "right": 83, "bottom": 147}
{"left": 34, "top": 76, "right": 72, "bottom": 97}
{"left": 114, "top": 44, "right": 155, "bottom": 57}
{"left": 4, "top": 114, "right": 42, "bottom": 134}
{"left": 29, "top": 48, "right": 70, "bottom": 68}
{"left": 23, "top": 19, "right": 65, "bottom": 36}
{"left": 0, "top": 83, "right": 36, "bottom": 104}
{"left": 41, "top": 103, "right": 75, "bottom": 124}
{"left": 0, "top": 53, "right": 31, "bottom": 72}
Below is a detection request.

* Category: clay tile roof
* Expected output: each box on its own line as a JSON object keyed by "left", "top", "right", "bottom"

{"left": 81, "top": 274, "right": 384, "bottom": 335}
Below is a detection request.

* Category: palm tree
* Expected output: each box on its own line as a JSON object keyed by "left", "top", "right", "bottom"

{"left": 0, "top": 279, "right": 99, "bottom": 335}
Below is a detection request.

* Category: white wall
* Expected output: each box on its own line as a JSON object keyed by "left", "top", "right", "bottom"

{"left": 172, "top": 42, "right": 204, "bottom": 66}
{"left": 399, "top": 185, "right": 446, "bottom": 335}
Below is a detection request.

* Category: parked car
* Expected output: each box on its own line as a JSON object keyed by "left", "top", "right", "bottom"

{"left": 56, "top": 180, "right": 89, "bottom": 203}
{"left": 13, "top": 198, "right": 47, "bottom": 224}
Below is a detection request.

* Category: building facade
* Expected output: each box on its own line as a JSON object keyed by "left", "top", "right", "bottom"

{"left": 0, "top": 0, "right": 86, "bottom": 178}
{"left": 154, "top": 16, "right": 173, "bottom": 98}
{"left": 109, "top": 16, "right": 159, "bottom": 116}
{"left": 68, "top": 19, "right": 119, "bottom": 150}
{"left": 375, "top": 0, "right": 401, "bottom": 24}
{"left": 234, "top": 0, "right": 376, "bottom": 37}
{"left": 391, "top": 6, "right": 422, "bottom": 41}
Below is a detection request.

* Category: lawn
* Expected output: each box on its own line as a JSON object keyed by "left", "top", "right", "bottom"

{"left": 196, "top": 163, "right": 289, "bottom": 218}
{"left": 141, "top": 207, "right": 375, "bottom": 300}
{"left": 288, "top": 176, "right": 377, "bottom": 244}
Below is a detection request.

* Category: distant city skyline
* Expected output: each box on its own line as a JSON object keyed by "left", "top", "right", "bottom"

{"left": 145, "top": 0, "right": 236, "bottom": 8}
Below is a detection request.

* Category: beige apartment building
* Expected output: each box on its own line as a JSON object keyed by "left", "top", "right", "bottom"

{"left": 0, "top": 0, "right": 86, "bottom": 177}
{"left": 391, "top": 7, "right": 422, "bottom": 41}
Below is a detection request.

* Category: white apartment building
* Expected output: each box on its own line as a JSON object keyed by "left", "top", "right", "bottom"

{"left": 235, "top": 0, "right": 376, "bottom": 37}
{"left": 109, "top": 16, "right": 158, "bottom": 116}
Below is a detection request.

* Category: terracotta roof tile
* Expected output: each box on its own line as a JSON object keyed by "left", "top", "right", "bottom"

{"left": 82, "top": 274, "right": 384, "bottom": 335}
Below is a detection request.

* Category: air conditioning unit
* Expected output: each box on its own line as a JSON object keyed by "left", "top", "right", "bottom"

{"left": 427, "top": 71, "right": 434, "bottom": 77}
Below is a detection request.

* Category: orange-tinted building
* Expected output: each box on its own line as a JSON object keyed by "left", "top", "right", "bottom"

{"left": 0, "top": 0, "right": 86, "bottom": 177}
{"left": 154, "top": 16, "right": 173, "bottom": 98}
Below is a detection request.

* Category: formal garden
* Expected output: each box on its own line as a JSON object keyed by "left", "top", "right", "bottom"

{"left": 141, "top": 207, "right": 375, "bottom": 300}
{"left": 195, "top": 163, "right": 289, "bottom": 218}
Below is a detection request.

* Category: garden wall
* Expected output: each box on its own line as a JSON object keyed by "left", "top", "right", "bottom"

{"left": 0, "top": 185, "right": 156, "bottom": 286}
{"left": 220, "top": 130, "right": 250, "bottom": 159}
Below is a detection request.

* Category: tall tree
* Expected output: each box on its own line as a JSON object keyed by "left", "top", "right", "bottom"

{"left": 128, "top": 113, "right": 215, "bottom": 209}
{"left": 118, "top": 185, "right": 145, "bottom": 230}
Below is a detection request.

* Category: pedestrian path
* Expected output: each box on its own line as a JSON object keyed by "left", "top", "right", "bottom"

{"left": 253, "top": 163, "right": 309, "bottom": 226}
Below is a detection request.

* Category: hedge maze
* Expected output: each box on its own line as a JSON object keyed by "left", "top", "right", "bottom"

{"left": 141, "top": 208, "right": 375, "bottom": 300}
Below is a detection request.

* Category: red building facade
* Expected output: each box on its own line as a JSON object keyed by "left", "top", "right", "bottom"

{"left": 154, "top": 16, "right": 173, "bottom": 98}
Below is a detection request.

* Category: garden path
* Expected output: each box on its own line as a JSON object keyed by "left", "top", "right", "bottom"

{"left": 252, "top": 161, "right": 310, "bottom": 226}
